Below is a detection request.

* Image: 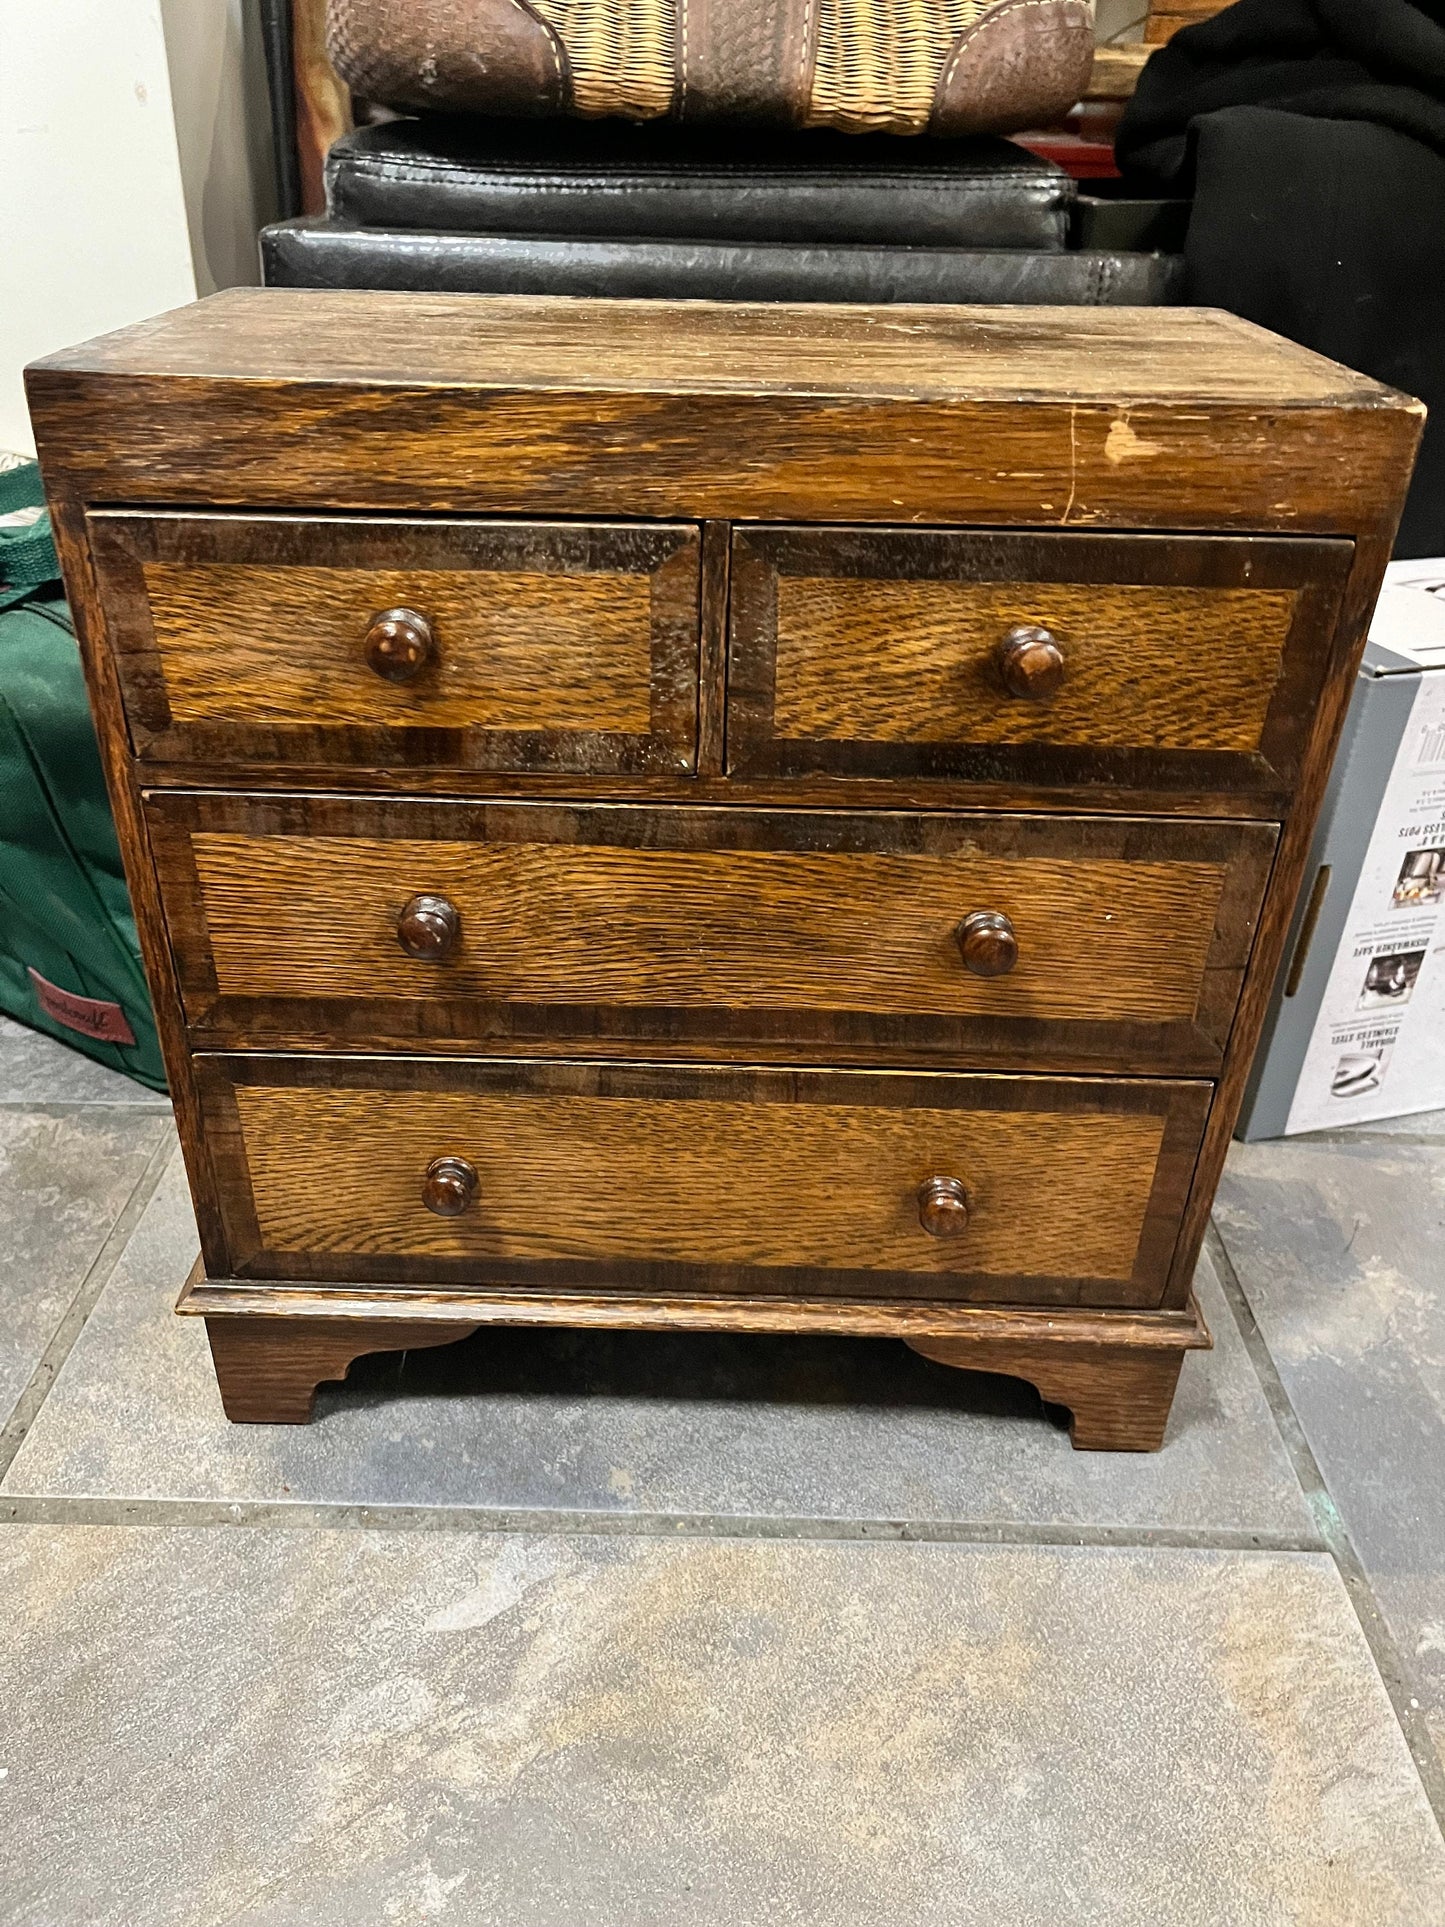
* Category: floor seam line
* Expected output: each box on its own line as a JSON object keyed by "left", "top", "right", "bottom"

{"left": 0, "top": 1126, "right": 177, "bottom": 1486}
{"left": 0, "top": 1491, "right": 1327, "bottom": 1554}
{"left": 1266, "top": 1127, "right": 1445, "bottom": 1149}
{"left": 1206, "top": 1216, "right": 1445, "bottom": 1832}
{"left": 0, "top": 1098, "right": 174, "bottom": 1115}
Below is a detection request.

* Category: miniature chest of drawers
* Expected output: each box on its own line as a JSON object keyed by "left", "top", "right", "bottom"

{"left": 28, "top": 291, "right": 1421, "bottom": 1448}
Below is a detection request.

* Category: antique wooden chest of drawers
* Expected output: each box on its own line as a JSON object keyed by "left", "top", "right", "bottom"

{"left": 28, "top": 291, "right": 1421, "bottom": 1448}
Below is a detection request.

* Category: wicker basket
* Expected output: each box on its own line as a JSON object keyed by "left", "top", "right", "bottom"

{"left": 328, "top": 0, "right": 1096, "bottom": 135}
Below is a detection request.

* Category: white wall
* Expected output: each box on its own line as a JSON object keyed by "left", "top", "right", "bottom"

{"left": 0, "top": 0, "right": 277, "bottom": 455}
{"left": 0, "top": 1, "right": 196, "bottom": 454}
{"left": 159, "top": 0, "right": 278, "bottom": 295}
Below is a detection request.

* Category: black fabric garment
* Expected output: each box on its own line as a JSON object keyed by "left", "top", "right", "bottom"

{"left": 1117, "top": 0, "right": 1445, "bottom": 186}
{"left": 1181, "top": 106, "right": 1445, "bottom": 555}
{"left": 1114, "top": 3, "right": 1445, "bottom": 554}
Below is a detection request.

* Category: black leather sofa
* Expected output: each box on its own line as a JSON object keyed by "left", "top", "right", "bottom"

{"left": 261, "top": 117, "right": 1186, "bottom": 305}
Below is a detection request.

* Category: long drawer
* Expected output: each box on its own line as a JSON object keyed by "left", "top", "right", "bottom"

{"left": 148, "top": 794, "right": 1278, "bottom": 1074}
{"left": 729, "top": 526, "right": 1352, "bottom": 799}
{"left": 195, "top": 1055, "right": 1213, "bottom": 1307}
{"left": 89, "top": 511, "right": 701, "bottom": 774}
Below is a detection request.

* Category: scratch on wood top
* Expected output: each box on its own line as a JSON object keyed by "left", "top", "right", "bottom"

{"left": 1062, "top": 404, "right": 1080, "bottom": 525}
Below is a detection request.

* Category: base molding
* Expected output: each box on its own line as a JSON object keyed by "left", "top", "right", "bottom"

{"left": 204, "top": 1315, "right": 479, "bottom": 1424}
{"left": 906, "top": 1332, "right": 1195, "bottom": 1451}
{"left": 178, "top": 1264, "right": 1210, "bottom": 1444}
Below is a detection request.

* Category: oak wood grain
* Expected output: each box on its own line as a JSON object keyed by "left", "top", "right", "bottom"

{"left": 193, "top": 1054, "right": 1211, "bottom": 1308}
{"left": 1086, "top": 44, "right": 1151, "bottom": 100}
{"left": 178, "top": 1259, "right": 1214, "bottom": 1349}
{"left": 1160, "top": 523, "right": 1410, "bottom": 1306}
{"left": 89, "top": 512, "right": 700, "bottom": 773}
{"left": 148, "top": 794, "right": 1277, "bottom": 1074}
{"left": 40, "top": 499, "right": 232, "bottom": 1276}
{"left": 776, "top": 581, "right": 1293, "bottom": 745}
{"left": 907, "top": 1333, "right": 1192, "bottom": 1450}
{"left": 27, "top": 291, "right": 1420, "bottom": 1447}
{"left": 1145, "top": 2, "right": 1224, "bottom": 43}
{"left": 26, "top": 296, "right": 1423, "bottom": 536}
{"left": 34, "top": 387, "right": 1417, "bottom": 537}
{"left": 29, "top": 292, "right": 1392, "bottom": 403}
{"left": 730, "top": 526, "right": 1352, "bottom": 792}
{"left": 134, "top": 760, "right": 1297, "bottom": 821}
{"left": 196, "top": 1279, "right": 1205, "bottom": 1440}
{"left": 205, "top": 1315, "right": 475, "bottom": 1423}
{"left": 146, "top": 566, "right": 650, "bottom": 726}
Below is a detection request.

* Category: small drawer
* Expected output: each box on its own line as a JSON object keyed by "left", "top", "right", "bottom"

{"left": 88, "top": 511, "right": 700, "bottom": 774}
{"left": 149, "top": 793, "right": 1277, "bottom": 1075}
{"left": 728, "top": 526, "right": 1353, "bottom": 798}
{"left": 195, "top": 1054, "right": 1212, "bottom": 1308}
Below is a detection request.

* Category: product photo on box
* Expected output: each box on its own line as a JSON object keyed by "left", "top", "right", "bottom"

{"left": 1240, "top": 558, "right": 1445, "bottom": 1138}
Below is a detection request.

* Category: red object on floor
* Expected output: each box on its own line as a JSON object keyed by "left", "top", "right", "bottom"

{"left": 1011, "top": 132, "right": 1121, "bottom": 180}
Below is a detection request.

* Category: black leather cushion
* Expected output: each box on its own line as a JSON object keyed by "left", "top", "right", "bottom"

{"left": 325, "top": 117, "right": 1077, "bottom": 252}
{"left": 262, "top": 217, "right": 1185, "bottom": 305}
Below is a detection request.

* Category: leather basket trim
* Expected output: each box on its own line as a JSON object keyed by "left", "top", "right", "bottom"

{"left": 326, "top": 0, "right": 570, "bottom": 116}
{"left": 931, "top": 0, "right": 1097, "bottom": 137}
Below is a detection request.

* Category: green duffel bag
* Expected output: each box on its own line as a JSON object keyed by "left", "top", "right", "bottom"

{"left": 0, "top": 458, "right": 166, "bottom": 1091}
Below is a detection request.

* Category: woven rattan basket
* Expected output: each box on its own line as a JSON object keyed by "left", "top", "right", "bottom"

{"left": 328, "top": 0, "right": 1096, "bottom": 135}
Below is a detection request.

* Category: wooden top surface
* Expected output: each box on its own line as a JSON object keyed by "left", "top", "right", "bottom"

{"left": 31, "top": 289, "right": 1408, "bottom": 412}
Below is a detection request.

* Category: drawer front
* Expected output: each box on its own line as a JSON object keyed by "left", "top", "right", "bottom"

{"left": 197, "top": 1055, "right": 1212, "bottom": 1307}
{"left": 728, "top": 527, "right": 1352, "bottom": 797}
{"left": 89, "top": 512, "right": 700, "bottom": 773}
{"left": 150, "top": 794, "right": 1278, "bottom": 1075}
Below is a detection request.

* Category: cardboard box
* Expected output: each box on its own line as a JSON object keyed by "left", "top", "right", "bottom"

{"left": 1237, "top": 558, "right": 1445, "bottom": 1138}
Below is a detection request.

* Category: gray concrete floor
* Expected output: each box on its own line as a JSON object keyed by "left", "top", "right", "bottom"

{"left": 3, "top": 1013, "right": 1445, "bottom": 1924}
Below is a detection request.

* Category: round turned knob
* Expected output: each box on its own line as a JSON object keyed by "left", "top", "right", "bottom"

{"left": 995, "top": 624, "right": 1065, "bottom": 701}
{"left": 422, "top": 1155, "right": 478, "bottom": 1217}
{"left": 396, "top": 893, "right": 460, "bottom": 962}
{"left": 956, "top": 909, "right": 1018, "bottom": 978}
{"left": 364, "top": 606, "right": 434, "bottom": 682}
{"left": 918, "top": 1176, "right": 971, "bottom": 1239}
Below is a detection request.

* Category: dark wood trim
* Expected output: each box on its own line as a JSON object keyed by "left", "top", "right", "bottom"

{"left": 727, "top": 525, "right": 1353, "bottom": 796}
{"left": 189, "top": 1052, "right": 1212, "bottom": 1309}
{"left": 696, "top": 518, "right": 730, "bottom": 776}
{"left": 907, "top": 1330, "right": 1197, "bottom": 1450}
{"left": 179, "top": 1256, "right": 1211, "bottom": 1347}
{"left": 206, "top": 1314, "right": 475, "bottom": 1423}
{"left": 192, "top": 1052, "right": 267, "bottom": 1265}
{"left": 180, "top": 1258, "right": 1209, "bottom": 1445}
{"left": 1161, "top": 522, "right": 1408, "bottom": 1306}
{"left": 137, "top": 760, "right": 1295, "bottom": 820}
{"left": 42, "top": 497, "right": 232, "bottom": 1275}
{"left": 87, "top": 509, "right": 702, "bottom": 775}
{"left": 146, "top": 791, "right": 1276, "bottom": 1076}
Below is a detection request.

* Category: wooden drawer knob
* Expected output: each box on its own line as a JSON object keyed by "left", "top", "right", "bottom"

{"left": 956, "top": 909, "right": 1018, "bottom": 977}
{"left": 397, "top": 893, "right": 460, "bottom": 961}
{"left": 918, "top": 1176, "right": 970, "bottom": 1238}
{"left": 422, "top": 1155, "right": 478, "bottom": 1217}
{"left": 365, "top": 606, "right": 434, "bottom": 682}
{"left": 996, "top": 624, "right": 1064, "bottom": 700}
